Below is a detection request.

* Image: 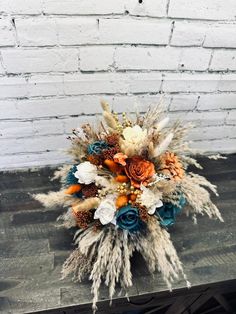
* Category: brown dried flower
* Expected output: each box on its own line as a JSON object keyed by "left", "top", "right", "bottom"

{"left": 73, "top": 210, "right": 93, "bottom": 229}
{"left": 105, "top": 133, "right": 120, "bottom": 146}
{"left": 158, "top": 152, "right": 184, "bottom": 181}
{"left": 136, "top": 204, "right": 149, "bottom": 222}
{"left": 102, "top": 146, "right": 119, "bottom": 160}
{"left": 82, "top": 183, "right": 98, "bottom": 198}
{"left": 87, "top": 154, "right": 103, "bottom": 166}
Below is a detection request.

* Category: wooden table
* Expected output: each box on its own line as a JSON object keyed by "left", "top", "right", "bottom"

{"left": 0, "top": 155, "right": 236, "bottom": 314}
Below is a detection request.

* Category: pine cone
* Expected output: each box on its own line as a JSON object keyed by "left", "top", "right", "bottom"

{"left": 158, "top": 152, "right": 184, "bottom": 181}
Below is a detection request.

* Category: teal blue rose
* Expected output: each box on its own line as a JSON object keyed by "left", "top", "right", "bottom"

{"left": 116, "top": 205, "right": 143, "bottom": 233}
{"left": 87, "top": 141, "right": 108, "bottom": 155}
{"left": 156, "top": 195, "right": 186, "bottom": 227}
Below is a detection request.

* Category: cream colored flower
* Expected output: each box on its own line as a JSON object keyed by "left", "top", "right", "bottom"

{"left": 94, "top": 197, "right": 116, "bottom": 225}
{"left": 74, "top": 161, "right": 97, "bottom": 185}
{"left": 121, "top": 125, "right": 147, "bottom": 155}
{"left": 123, "top": 125, "right": 147, "bottom": 145}
{"left": 140, "top": 185, "right": 163, "bottom": 215}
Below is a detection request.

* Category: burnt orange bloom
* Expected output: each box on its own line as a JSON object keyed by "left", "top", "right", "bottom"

{"left": 158, "top": 152, "right": 184, "bottom": 181}
{"left": 125, "top": 156, "right": 155, "bottom": 188}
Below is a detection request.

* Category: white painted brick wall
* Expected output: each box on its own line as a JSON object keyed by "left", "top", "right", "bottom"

{"left": 0, "top": 0, "right": 235, "bottom": 170}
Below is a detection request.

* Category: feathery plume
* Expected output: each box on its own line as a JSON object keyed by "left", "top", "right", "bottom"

{"left": 152, "top": 132, "right": 174, "bottom": 157}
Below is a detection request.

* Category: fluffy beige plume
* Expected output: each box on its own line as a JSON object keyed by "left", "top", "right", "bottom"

{"left": 154, "top": 116, "right": 170, "bottom": 132}
{"left": 179, "top": 156, "right": 203, "bottom": 170}
{"left": 135, "top": 217, "right": 189, "bottom": 290}
{"left": 101, "top": 100, "right": 111, "bottom": 112}
{"left": 57, "top": 208, "right": 77, "bottom": 229}
{"left": 142, "top": 100, "right": 166, "bottom": 129}
{"left": 62, "top": 227, "right": 135, "bottom": 312}
{"left": 167, "top": 122, "right": 194, "bottom": 154}
{"left": 152, "top": 132, "right": 174, "bottom": 157}
{"left": 33, "top": 190, "right": 73, "bottom": 208}
{"left": 180, "top": 174, "right": 223, "bottom": 221}
{"left": 103, "top": 111, "right": 118, "bottom": 130}
{"left": 52, "top": 165, "right": 72, "bottom": 182}
{"left": 100, "top": 100, "right": 117, "bottom": 131}
{"left": 73, "top": 197, "right": 100, "bottom": 212}
{"left": 208, "top": 154, "right": 227, "bottom": 160}
{"left": 61, "top": 249, "right": 93, "bottom": 282}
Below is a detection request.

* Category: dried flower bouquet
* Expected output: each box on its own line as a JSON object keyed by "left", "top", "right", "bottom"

{"left": 34, "top": 101, "right": 223, "bottom": 311}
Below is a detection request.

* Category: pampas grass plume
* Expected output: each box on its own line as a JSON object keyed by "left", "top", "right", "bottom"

{"left": 153, "top": 132, "right": 174, "bottom": 157}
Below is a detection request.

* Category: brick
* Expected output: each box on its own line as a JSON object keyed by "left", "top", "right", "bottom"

{"left": 0, "top": 121, "right": 34, "bottom": 139}
{"left": 0, "top": 97, "right": 103, "bottom": 120}
{"left": 0, "top": 151, "right": 70, "bottom": 170}
{"left": 219, "top": 74, "right": 236, "bottom": 92}
{"left": 33, "top": 119, "right": 64, "bottom": 135}
{"left": 0, "top": 100, "right": 17, "bottom": 119}
{"left": 115, "top": 47, "right": 180, "bottom": 70}
{"left": 197, "top": 94, "right": 236, "bottom": 110}
{"left": 2, "top": 49, "right": 78, "bottom": 74}
{"left": 80, "top": 47, "right": 114, "bottom": 71}
{"left": 171, "top": 22, "right": 206, "bottom": 47}
{"left": 0, "top": 135, "right": 69, "bottom": 155}
{"left": 190, "top": 138, "right": 236, "bottom": 153}
{"left": 64, "top": 73, "right": 128, "bottom": 95}
{"left": 210, "top": 50, "right": 236, "bottom": 71}
{"left": 179, "top": 48, "right": 211, "bottom": 71}
{"left": 126, "top": 0, "right": 167, "bottom": 18}
{"left": 57, "top": 18, "right": 98, "bottom": 45}
{"left": 99, "top": 19, "right": 171, "bottom": 45}
{"left": 169, "top": 94, "right": 198, "bottom": 111}
{"left": 129, "top": 73, "right": 162, "bottom": 93}
{"left": 15, "top": 18, "right": 57, "bottom": 46}
{"left": 169, "top": 110, "right": 227, "bottom": 126}
{"left": 1, "top": 0, "right": 43, "bottom": 14}
{"left": 189, "top": 125, "right": 236, "bottom": 141}
{"left": 162, "top": 73, "right": 220, "bottom": 92}
{"left": 168, "top": 0, "right": 236, "bottom": 21}
{"left": 204, "top": 24, "right": 236, "bottom": 48}
{"left": 64, "top": 73, "right": 162, "bottom": 95}
{"left": 43, "top": 0, "right": 125, "bottom": 15}
{"left": 0, "top": 77, "right": 28, "bottom": 98}
{"left": 0, "top": 19, "right": 15, "bottom": 47}
{"left": 226, "top": 110, "right": 236, "bottom": 125}
{"left": 28, "top": 75, "right": 64, "bottom": 97}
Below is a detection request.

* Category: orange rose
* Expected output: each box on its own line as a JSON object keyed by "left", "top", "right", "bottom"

{"left": 125, "top": 156, "right": 155, "bottom": 188}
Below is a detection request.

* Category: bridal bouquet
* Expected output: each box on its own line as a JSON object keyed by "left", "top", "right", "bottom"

{"left": 35, "top": 101, "right": 223, "bottom": 311}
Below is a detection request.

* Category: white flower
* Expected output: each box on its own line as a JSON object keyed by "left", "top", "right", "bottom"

{"left": 74, "top": 161, "right": 97, "bottom": 185}
{"left": 140, "top": 185, "right": 163, "bottom": 215}
{"left": 94, "top": 197, "right": 116, "bottom": 225}
{"left": 123, "top": 125, "right": 147, "bottom": 145}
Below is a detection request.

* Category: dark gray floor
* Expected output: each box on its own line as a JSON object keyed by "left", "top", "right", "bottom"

{"left": 0, "top": 155, "right": 236, "bottom": 314}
